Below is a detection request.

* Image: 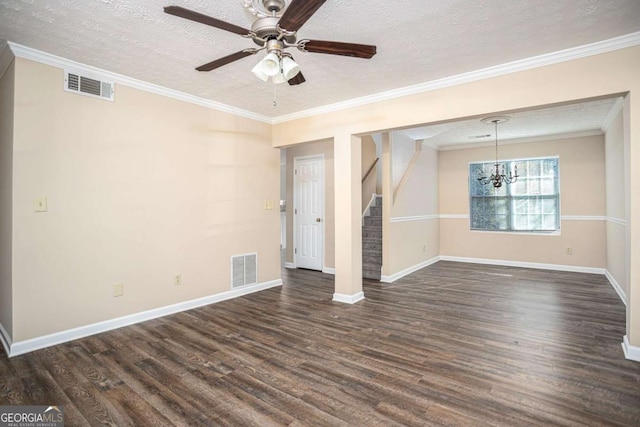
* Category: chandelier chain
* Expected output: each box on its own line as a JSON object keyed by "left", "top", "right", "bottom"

{"left": 477, "top": 117, "right": 518, "bottom": 188}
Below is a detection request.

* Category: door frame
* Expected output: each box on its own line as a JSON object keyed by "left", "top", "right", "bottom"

{"left": 293, "top": 154, "right": 325, "bottom": 271}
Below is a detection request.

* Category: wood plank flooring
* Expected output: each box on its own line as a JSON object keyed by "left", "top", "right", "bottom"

{"left": 1, "top": 261, "right": 640, "bottom": 426}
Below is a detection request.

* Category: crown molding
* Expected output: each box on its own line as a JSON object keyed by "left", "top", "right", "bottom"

{"left": 437, "top": 129, "right": 604, "bottom": 151}
{"left": 7, "top": 42, "right": 272, "bottom": 124}
{"left": 7, "top": 30, "right": 640, "bottom": 126}
{"left": 272, "top": 31, "right": 640, "bottom": 124}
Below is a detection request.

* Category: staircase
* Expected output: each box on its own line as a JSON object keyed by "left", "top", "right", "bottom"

{"left": 362, "top": 195, "right": 382, "bottom": 280}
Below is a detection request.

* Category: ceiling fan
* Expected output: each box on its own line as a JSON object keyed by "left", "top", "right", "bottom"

{"left": 164, "top": 0, "right": 377, "bottom": 85}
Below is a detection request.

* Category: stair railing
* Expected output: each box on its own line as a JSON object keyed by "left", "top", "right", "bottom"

{"left": 362, "top": 193, "right": 378, "bottom": 225}
{"left": 362, "top": 157, "right": 379, "bottom": 184}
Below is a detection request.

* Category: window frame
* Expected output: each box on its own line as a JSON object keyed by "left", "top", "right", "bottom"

{"left": 468, "top": 155, "right": 561, "bottom": 234}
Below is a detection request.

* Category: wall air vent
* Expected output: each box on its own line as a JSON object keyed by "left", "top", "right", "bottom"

{"left": 231, "top": 253, "right": 258, "bottom": 289}
{"left": 64, "top": 70, "right": 114, "bottom": 101}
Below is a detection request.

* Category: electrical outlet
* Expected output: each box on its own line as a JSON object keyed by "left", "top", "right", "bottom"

{"left": 113, "top": 282, "right": 124, "bottom": 297}
{"left": 174, "top": 274, "right": 182, "bottom": 286}
{"left": 565, "top": 247, "right": 573, "bottom": 255}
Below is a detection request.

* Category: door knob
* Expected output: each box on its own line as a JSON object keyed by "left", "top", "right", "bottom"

{"left": 316, "top": 218, "right": 321, "bottom": 222}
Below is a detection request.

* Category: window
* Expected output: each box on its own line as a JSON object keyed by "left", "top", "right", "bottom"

{"left": 469, "top": 156, "right": 559, "bottom": 232}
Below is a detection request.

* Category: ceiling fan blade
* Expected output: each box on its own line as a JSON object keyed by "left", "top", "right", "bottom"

{"left": 278, "top": 0, "right": 326, "bottom": 33}
{"left": 164, "top": 6, "right": 250, "bottom": 36}
{"left": 288, "top": 72, "right": 306, "bottom": 86}
{"left": 300, "top": 40, "right": 377, "bottom": 58}
{"left": 196, "top": 50, "right": 257, "bottom": 72}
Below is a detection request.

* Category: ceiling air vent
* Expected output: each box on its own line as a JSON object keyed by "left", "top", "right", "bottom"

{"left": 231, "top": 253, "right": 258, "bottom": 289}
{"left": 64, "top": 70, "right": 114, "bottom": 101}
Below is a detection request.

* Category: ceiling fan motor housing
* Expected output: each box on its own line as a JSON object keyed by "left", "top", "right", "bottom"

{"left": 251, "top": 16, "right": 296, "bottom": 45}
{"left": 266, "top": 39, "right": 285, "bottom": 54}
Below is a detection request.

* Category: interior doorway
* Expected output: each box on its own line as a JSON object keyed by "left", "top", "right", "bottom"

{"left": 293, "top": 155, "right": 325, "bottom": 271}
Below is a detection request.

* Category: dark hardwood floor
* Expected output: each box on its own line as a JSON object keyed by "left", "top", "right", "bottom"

{"left": 1, "top": 261, "right": 639, "bottom": 426}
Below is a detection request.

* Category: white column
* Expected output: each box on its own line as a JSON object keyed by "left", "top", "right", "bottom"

{"left": 333, "top": 134, "right": 363, "bottom": 303}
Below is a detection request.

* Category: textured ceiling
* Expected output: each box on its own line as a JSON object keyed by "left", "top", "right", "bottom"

{"left": 397, "top": 97, "right": 621, "bottom": 148}
{"left": 1, "top": 0, "right": 639, "bottom": 119}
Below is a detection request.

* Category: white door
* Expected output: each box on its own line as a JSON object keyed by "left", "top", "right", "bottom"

{"left": 294, "top": 156, "right": 324, "bottom": 271}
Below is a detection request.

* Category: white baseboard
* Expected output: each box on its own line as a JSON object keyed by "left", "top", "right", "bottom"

{"left": 7, "top": 279, "right": 283, "bottom": 358}
{"left": 0, "top": 321, "right": 12, "bottom": 357}
{"left": 380, "top": 256, "right": 440, "bottom": 283}
{"left": 622, "top": 336, "right": 640, "bottom": 362}
{"left": 605, "top": 270, "right": 627, "bottom": 306}
{"left": 284, "top": 262, "right": 296, "bottom": 269}
{"left": 333, "top": 292, "right": 365, "bottom": 304}
{"left": 439, "top": 256, "right": 605, "bottom": 275}
{"left": 379, "top": 254, "right": 607, "bottom": 285}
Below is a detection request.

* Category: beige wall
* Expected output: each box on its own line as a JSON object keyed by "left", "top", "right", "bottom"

{"left": 271, "top": 48, "right": 639, "bottom": 148}
{"left": 285, "top": 139, "right": 335, "bottom": 269}
{"left": 361, "top": 135, "right": 377, "bottom": 212}
{"left": 272, "top": 45, "right": 638, "bottom": 346}
{"left": 393, "top": 143, "right": 439, "bottom": 217}
{"left": 605, "top": 106, "right": 627, "bottom": 299}
{"left": 0, "top": 57, "right": 14, "bottom": 340}
{"left": 5, "top": 42, "right": 640, "bottom": 350}
{"left": 382, "top": 138, "right": 440, "bottom": 277}
{"left": 11, "top": 58, "right": 280, "bottom": 341}
{"left": 439, "top": 135, "right": 606, "bottom": 267}
{"left": 391, "top": 132, "right": 416, "bottom": 192}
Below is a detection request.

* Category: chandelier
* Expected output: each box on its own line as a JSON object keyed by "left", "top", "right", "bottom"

{"left": 477, "top": 116, "right": 518, "bottom": 188}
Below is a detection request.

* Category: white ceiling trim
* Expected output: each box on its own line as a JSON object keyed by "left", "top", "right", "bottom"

{"left": 6, "top": 30, "right": 640, "bottom": 127}
{"left": 272, "top": 31, "right": 640, "bottom": 124}
{"left": 437, "top": 130, "right": 604, "bottom": 151}
{"left": 7, "top": 42, "right": 272, "bottom": 124}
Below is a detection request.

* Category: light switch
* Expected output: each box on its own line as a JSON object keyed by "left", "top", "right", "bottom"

{"left": 34, "top": 196, "right": 48, "bottom": 212}
{"left": 113, "top": 282, "right": 124, "bottom": 297}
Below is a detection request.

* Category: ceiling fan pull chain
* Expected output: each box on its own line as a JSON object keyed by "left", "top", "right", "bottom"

{"left": 273, "top": 83, "right": 277, "bottom": 107}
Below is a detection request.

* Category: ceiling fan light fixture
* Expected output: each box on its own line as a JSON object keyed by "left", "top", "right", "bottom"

{"left": 272, "top": 72, "right": 287, "bottom": 84}
{"left": 260, "top": 52, "right": 281, "bottom": 76}
{"left": 251, "top": 62, "right": 270, "bottom": 81}
{"left": 281, "top": 55, "right": 301, "bottom": 80}
{"left": 165, "top": 2, "right": 377, "bottom": 90}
